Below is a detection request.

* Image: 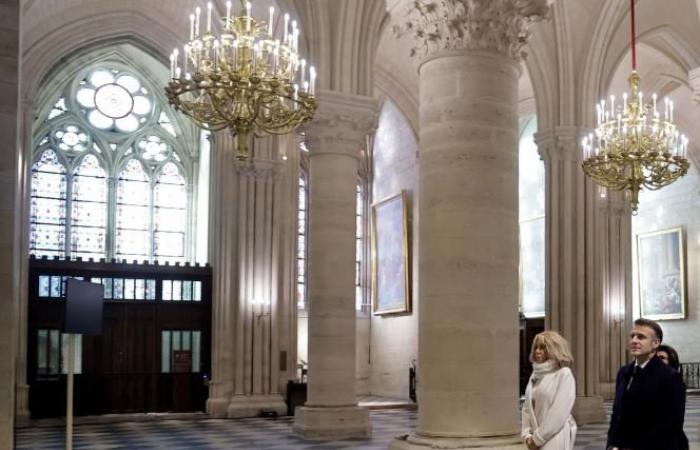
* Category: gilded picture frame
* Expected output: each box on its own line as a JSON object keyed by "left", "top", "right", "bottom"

{"left": 637, "top": 227, "right": 686, "bottom": 320}
{"left": 371, "top": 190, "right": 411, "bottom": 315}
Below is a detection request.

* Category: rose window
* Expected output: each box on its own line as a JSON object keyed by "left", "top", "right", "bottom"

{"left": 76, "top": 69, "right": 152, "bottom": 133}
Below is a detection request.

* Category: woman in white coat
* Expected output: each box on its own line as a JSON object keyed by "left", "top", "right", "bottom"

{"left": 521, "top": 331, "right": 577, "bottom": 450}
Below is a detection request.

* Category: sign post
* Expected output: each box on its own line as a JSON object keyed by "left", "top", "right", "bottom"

{"left": 64, "top": 278, "right": 104, "bottom": 450}
{"left": 66, "top": 333, "right": 75, "bottom": 450}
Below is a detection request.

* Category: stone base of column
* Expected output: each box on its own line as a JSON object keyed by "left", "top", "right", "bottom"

{"left": 572, "top": 395, "right": 606, "bottom": 425}
{"left": 389, "top": 433, "right": 523, "bottom": 449}
{"left": 14, "top": 384, "right": 30, "bottom": 427}
{"left": 226, "top": 394, "right": 287, "bottom": 418}
{"left": 598, "top": 382, "right": 616, "bottom": 401}
{"left": 206, "top": 396, "right": 230, "bottom": 418}
{"left": 293, "top": 406, "right": 371, "bottom": 440}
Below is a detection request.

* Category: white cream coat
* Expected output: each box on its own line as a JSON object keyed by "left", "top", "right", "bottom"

{"left": 521, "top": 366, "right": 577, "bottom": 449}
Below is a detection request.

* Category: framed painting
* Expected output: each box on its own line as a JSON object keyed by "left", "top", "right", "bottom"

{"left": 371, "top": 191, "right": 410, "bottom": 315}
{"left": 637, "top": 227, "right": 686, "bottom": 320}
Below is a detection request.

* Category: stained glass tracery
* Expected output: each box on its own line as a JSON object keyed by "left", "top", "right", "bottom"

{"left": 71, "top": 155, "right": 107, "bottom": 259}
{"left": 30, "top": 150, "right": 67, "bottom": 257}
{"left": 116, "top": 159, "right": 151, "bottom": 261}
{"left": 31, "top": 62, "right": 193, "bottom": 263}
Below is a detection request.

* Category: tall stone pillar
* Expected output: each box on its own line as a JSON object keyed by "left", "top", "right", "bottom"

{"left": 535, "top": 127, "right": 607, "bottom": 424}
{"left": 597, "top": 193, "right": 632, "bottom": 400}
{"left": 293, "top": 91, "right": 377, "bottom": 440}
{"left": 391, "top": 2, "right": 549, "bottom": 449}
{"left": 206, "top": 134, "right": 290, "bottom": 418}
{"left": 0, "top": 0, "right": 20, "bottom": 446}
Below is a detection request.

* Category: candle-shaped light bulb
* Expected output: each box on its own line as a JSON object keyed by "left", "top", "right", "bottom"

{"left": 195, "top": 7, "right": 201, "bottom": 37}
{"left": 213, "top": 40, "right": 220, "bottom": 70}
{"left": 246, "top": 2, "right": 252, "bottom": 31}
{"left": 170, "top": 51, "right": 175, "bottom": 78}
{"left": 207, "top": 2, "right": 213, "bottom": 33}
{"left": 309, "top": 66, "right": 316, "bottom": 95}
{"left": 293, "top": 27, "right": 299, "bottom": 53}
{"left": 283, "top": 13, "right": 290, "bottom": 43}
{"left": 638, "top": 91, "right": 643, "bottom": 114}
{"left": 303, "top": 80, "right": 309, "bottom": 93}
{"left": 175, "top": 67, "right": 182, "bottom": 79}
{"left": 269, "top": 7, "right": 275, "bottom": 36}
{"left": 622, "top": 92, "right": 628, "bottom": 114}
{"left": 610, "top": 94, "right": 615, "bottom": 116}
{"left": 183, "top": 45, "right": 189, "bottom": 74}
{"left": 189, "top": 14, "right": 195, "bottom": 40}
{"left": 226, "top": 1, "right": 232, "bottom": 30}
{"left": 670, "top": 100, "right": 674, "bottom": 122}
{"left": 300, "top": 58, "right": 306, "bottom": 86}
{"left": 664, "top": 97, "right": 669, "bottom": 120}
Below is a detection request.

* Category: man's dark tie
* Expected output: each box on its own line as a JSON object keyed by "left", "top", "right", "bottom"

{"left": 626, "top": 365, "right": 639, "bottom": 391}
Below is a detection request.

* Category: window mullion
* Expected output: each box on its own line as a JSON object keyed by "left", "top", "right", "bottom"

{"left": 150, "top": 178, "right": 156, "bottom": 262}
{"left": 65, "top": 172, "right": 74, "bottom": 257}
{"left": 107, "top": 176, "right": 116, "bottom": 260}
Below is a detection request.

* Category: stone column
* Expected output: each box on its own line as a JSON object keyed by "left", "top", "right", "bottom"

{"left": 597, "top": 193, "right": 632, "bottom": 400}
{"left": 293, "top": 91, "right": 377, "bottom": 440}
{"left": 535, "top": 127, "right": 608, "bottom": 424}
{"left": 0, "top": 0, "right": 20, "bottom": 446}
{"left": 390, "top": 1, "right": 549, "bottom": 448}
{"left": 206, "top": 134, "right": 289, "bottom": 418}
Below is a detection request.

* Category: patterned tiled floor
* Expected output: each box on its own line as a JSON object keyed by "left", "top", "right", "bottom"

{"left": 16, "top": 397, "right": 700, "bottom": 449}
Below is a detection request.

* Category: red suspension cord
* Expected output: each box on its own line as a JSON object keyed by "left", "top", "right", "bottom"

{"left": 630, "top": 0, "right": 637, "bottom": 70}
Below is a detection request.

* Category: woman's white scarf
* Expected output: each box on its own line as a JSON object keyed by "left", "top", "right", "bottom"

{"left": 531, "top": 360, "right": 558, "bottom": 384}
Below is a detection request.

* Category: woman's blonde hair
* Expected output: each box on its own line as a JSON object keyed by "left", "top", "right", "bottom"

{"left": 529, "top": 331, "right": 574, "bottom": 368}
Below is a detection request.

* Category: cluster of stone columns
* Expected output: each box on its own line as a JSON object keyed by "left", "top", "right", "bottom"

{"left": 206, "top": 133, "right": 293, "bottom": 418}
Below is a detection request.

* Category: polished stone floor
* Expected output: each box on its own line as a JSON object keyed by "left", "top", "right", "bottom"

{"left": 16, "top": 397, "right": 700, "bottom": 449}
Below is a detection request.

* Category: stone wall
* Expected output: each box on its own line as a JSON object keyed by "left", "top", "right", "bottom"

{"left": 632, "top": 168, "right": 700, "bottom": 362}
{"left": 368, "top": 100, "right": 418, "bottom": 399}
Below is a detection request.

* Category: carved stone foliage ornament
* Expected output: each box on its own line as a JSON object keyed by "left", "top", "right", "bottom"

{"left": 393, "top": 0, "right": 550, "bottom": 61}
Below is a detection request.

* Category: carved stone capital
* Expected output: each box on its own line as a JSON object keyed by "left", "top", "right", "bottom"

{"left": 303, "top": 90, "right": 379, "bottom": 159}
{"left": 689, "top": 67, "right": 700, "bottom": 103}
{"left": 393, "top": 0, "right": 550, "bottom": 62}
{"left": 535, "top": 126, "right": 588, "bottom": 163}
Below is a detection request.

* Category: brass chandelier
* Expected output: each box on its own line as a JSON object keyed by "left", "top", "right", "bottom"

{"left": 581, "top": 0, "right": 689, "bottom": 213}
{"left": 165, "top": 0, "right": 318, "bottom": 161}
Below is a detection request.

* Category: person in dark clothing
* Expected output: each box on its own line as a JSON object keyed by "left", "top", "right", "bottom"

{"left": 657, "top": 344, "right": 689, "bottom": 450}
{"left": 607, "top": 318, "right": 685, "bottom": 450}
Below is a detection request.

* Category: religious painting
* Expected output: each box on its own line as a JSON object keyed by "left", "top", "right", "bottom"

{"left": 371, "top": 191, "right": 411, "bottom": 315}
{"left": 637, "top": 227, "right": 686, "bottom": 320}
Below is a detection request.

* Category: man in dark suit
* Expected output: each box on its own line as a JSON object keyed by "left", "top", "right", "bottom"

{"left": 607, "top": 318, "right": 685, "bottom": 450}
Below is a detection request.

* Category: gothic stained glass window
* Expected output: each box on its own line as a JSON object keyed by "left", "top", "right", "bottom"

{"left": 31, "top": 62, "right": 197, "bottom": 263}
{"left": 71, "top": 155, "right": 107, "bottom": 259}
{"left": 296, "top": 174, "right": 309, "bottom": 309}
{"left": 154, "top": 163, "right": 186, "bottom": 263}
{"left": 116, "top": 159, "right": 151, "bottom": 261}
{"left": 30, "top": 150, "right": 67, "bottom": 258}
{"left": 355, "top": 182, "right": 364, "bottom": 311}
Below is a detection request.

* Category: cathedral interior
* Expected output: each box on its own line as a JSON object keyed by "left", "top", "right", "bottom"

{"left": 1, "top": 0, "right": 700, "bottom": 448}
